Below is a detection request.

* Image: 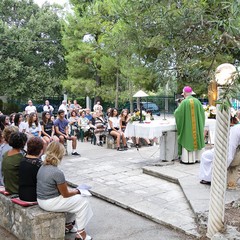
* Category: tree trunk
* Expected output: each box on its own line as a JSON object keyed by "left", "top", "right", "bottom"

{"left": 115, "top": 69, "right": 119, "bottom": 109}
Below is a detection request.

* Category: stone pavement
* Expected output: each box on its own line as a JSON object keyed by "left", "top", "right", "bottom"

{"left": 60, "top": 141, "right": 240, "bottom": 239}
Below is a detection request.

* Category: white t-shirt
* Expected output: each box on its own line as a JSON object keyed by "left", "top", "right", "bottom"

{"left": 58, "top": 104, "right": 68, "bottom": 116}
{"left": 25, "top": 105, "right": 37, "bottom": 114}
{"left": 108, "top": 117, "right": 120, "bottom": 129}
{"left": 93, "top": 104, "right": 103, "bottom": 112}
{"left": 26, "top": 122, "right": 41, "bottom": 136}
{"left": 12, "top": 122, "right": 26, "bottom": 132}
{"left": 43, "top": 105, "right": 54, "bottom": 112}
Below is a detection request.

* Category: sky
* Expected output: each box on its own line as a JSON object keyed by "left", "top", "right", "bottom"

{"left": 33, "top": 0, "right": 69, "bottom": 7}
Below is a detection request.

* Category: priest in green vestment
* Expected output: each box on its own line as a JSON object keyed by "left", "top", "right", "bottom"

{"left": 174, "top": 86, "right": 205, "bottom": 163}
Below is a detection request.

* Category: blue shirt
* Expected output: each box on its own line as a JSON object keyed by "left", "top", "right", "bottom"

{"left": 54, "top": 118, "right": 69, "bottom": 134}
{"left": 85, "top": 114, "right": 93, "bottom": 121}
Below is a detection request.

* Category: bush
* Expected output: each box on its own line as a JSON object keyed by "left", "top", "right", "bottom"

{"left": 2, "top": 102, "right": 20, "bottom": 115}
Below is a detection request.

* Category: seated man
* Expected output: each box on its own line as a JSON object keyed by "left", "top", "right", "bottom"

{"left": 54, "top": 110, "right": 80, "bottom": 156}
{"left": 199, "top": 123, "right": 240, "bottom": 185}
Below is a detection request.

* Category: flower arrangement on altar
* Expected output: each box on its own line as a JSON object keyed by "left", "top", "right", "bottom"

{"left": 129, "top": 109, "right": 154, "bottom": 123}
{"left": 129, "top": 109, "right": 146, "bottom": 122}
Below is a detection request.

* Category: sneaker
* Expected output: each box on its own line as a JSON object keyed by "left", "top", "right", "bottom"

{"left": 117, "top": 147, "right": 124, "bottom": 151}
{"left": 124, "top": 146, "right": 128, "bottom": 151}
{"left": 72, "top": 152, "right": 81, "bottom": 156}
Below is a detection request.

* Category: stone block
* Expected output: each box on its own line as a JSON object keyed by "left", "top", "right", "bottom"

{"left": 0, "top": 194, "right": 65, "bottom": 240}
{"left": 160, "top": 131, "right": 178, "bottom": 161}
{"left": 106, "top": 134, "right": 115, "bottom": 149}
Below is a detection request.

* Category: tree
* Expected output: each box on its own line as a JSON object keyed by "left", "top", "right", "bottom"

{"left": 62, "top": 0, "right": 240, "bottom": 104}
{"left": 0, "top": 0, "right": 66, "bottom": 100}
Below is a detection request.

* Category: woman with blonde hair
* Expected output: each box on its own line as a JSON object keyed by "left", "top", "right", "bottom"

{"left": 37, "top": 142, "right": 93, "bottom": 240}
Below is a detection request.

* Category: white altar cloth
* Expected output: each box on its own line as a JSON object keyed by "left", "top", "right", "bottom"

{"left": 124, "top": 119, "right": 176, "bottom": 139}
{"left": 124, "top": 118, "right": 216, "bottom": 140}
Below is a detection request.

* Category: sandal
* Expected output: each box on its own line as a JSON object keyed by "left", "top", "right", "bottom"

{"left": 200, "top": 180, "right": 211, "bottom": 185}
{"left": 75, "top": 230, "right": 92, "bottom": 240}
{"left": 65, "top": 222, "right": 77, "bottom": 233}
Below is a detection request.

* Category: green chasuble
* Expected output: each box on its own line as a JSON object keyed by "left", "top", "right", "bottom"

{"left": 174, "top": 96, "right": 205, "bottom": 155}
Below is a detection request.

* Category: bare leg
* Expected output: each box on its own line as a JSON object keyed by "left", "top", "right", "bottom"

{"left": 59, "top": 135, "right": 65, "bottom": 145}
{"left": 110, "top": 131, "right": 121, "bottom": 148}
{"left": 71, "top": 136, "right": 77, "bottom": 149}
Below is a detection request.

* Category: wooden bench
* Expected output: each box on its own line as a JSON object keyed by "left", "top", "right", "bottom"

{"left": 0, "top": 193, "right": 65, "bottom": 240}
{"left": 227, "top": 147, "right": 240, "bottom": 189}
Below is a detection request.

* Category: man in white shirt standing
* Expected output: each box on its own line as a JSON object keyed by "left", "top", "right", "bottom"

{"left": 93, "top": 100, "right": 103, "bottom": 112}
{"left": 58, "top": 100, "right": 68, "bottom": 118}
{"left": 43, "top": 100, "right": 54, "bottom": 114}
{"left": 25, "top": 100, "right": 37, "bottom": 115}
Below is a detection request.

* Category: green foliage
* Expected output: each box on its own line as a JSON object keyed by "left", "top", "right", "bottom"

{"left": 1, "top": 102, "right": 20, "bottom": 114}
{"left": 0, "top": 0, "right": 66, "bottom": 100}
{"left": 216, "top": 73, "right": 240, "bottom": 112}
{"left": 62, "top": 0, "right": 240, "bottom": 104}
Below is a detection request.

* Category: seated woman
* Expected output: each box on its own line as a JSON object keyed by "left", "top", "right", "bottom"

{"left": 37, "top": 142, "right": 93, "bottom": 240}
{"left": 25, "top": 112, "right": 42, "bottom": 138}
{"left": 94, "top": 111, "right": 106, "bottom": 146}
{"left": 78, "top": 111, "right": 90, "bottom": 140}
{"left": 0, "top": 126, "right": 19, "bottom": 186}
{"left": 9, "top": 113, "right": 16, "bottom": 125}
{"left": 108, "top": 108, "right": 127, "bottom": 151}
{"left": 40, "top": 111, "right": 59, "bottom": 149}
{"left": 13, "top": 113, "right": 26, "bottom": 132}
{"left": 68, "top": 110, "right": 80, "bottom": 137}
{"left": 119, "top": 109, "right": 130, "bottom": 133}
{"left": 0, "top": 115, "right": 10, "bottom": 131}
{"left": 2, "top": 132, "right": 27, "bottom": 194}
{"left": 19, "top": 137, "right": 44, "bottom": 202}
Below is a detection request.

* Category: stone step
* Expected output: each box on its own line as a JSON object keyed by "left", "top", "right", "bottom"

{"left": 67, "top": 168, "right": 200, "bottom": 238}
{"left": 62, "top": 143, "right": 201, "bottom": 238}
{"left": 142, "top": 164, "right": 240, "bottom": 216}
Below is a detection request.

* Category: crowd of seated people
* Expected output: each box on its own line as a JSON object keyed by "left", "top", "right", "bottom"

{"left": 0, "top": 127, "right": 92, "bottom": 239}
{"left": 0, "top": 99, "right": 161, "bottom": 239}
{"left": 0, "top": 98, "right": 158, "bottom": 154}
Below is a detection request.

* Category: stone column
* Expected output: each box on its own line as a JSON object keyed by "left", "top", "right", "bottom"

{"left": 207, "top": 63, "right": 236, "bottom": 238}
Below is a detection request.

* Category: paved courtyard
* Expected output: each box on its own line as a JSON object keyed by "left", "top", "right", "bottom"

{"left": 60, "top": 139, "right": 240, "bottom": 238}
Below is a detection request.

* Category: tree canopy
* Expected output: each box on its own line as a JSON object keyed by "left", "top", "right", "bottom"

{"left": 1, "top": 0, "right": 240, "bottom": 104}
{"left": 62, "top": 0, "right": 240, "bottom": 105}
{"left": 0, "top": 0, "right": 66, "bottom": 100}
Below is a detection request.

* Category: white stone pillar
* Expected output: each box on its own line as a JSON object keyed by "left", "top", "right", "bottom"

{"left": 207, "top": 102, "right": 230, "bottom": 237}
{"left": 207, "top": 63, "right": 236, "bottom": 238}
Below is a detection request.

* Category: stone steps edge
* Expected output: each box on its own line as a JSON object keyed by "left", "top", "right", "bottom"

{"left": 142, "top": 167, "right": 179, "bottom": 184}
{"left": 66, "top": 180, "right": 200, "bottom": 239}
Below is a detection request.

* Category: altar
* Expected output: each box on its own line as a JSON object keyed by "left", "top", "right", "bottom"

{"left": 124, "top": 118, "right": 216, "bottom": 161}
